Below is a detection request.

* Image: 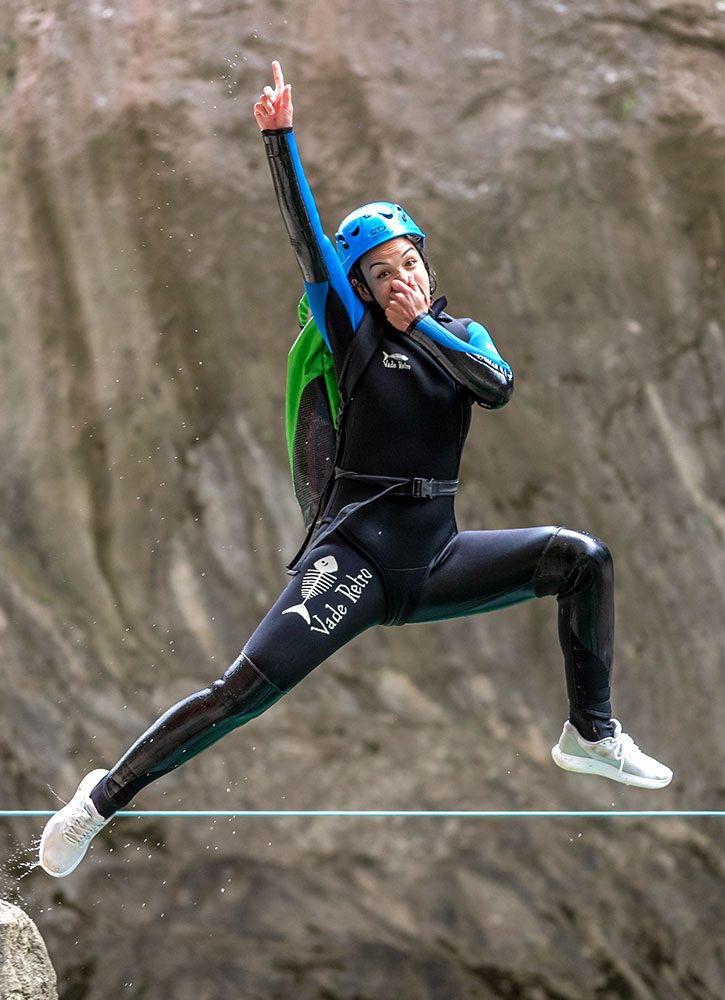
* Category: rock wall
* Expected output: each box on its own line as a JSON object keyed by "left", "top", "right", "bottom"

{"left": 0, "top": 1, "right": 723, "bottom": 997}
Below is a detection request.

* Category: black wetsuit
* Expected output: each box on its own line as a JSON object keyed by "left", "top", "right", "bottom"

{"left": 90, "top": 129, "right": 614, "bottom": 819}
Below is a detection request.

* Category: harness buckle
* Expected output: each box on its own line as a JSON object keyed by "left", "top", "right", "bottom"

{"left": 412, "top": 477, "right": 435, "bottom": 499}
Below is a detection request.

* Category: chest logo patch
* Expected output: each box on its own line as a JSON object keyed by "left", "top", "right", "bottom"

{"left": 382, "top": 351, "right": 412, "bottom": 370}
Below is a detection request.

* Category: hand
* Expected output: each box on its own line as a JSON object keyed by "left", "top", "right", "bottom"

{"left": 385, "top": 276, "right": 429, "bottom": 331}
{"left": 253, "top": 60, "right": 293, "bottom": 131}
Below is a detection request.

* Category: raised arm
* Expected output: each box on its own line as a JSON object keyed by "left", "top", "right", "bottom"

{"left": 254, "top": 62, "right": 364, "bottom": 356}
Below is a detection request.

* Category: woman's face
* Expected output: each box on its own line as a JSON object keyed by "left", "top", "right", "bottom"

{"left": 355, "top": 236, "right": 431, "bottom": 310}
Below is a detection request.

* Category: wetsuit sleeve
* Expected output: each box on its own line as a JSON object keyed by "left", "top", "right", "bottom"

{"left": 407, "top": 312, "right": 514, "bottom": 409}
{"left": 262, "top": 127, "right": 364, "bottom": 357}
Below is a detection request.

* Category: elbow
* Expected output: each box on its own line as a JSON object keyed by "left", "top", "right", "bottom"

{"left": 487, "top": 370, "right": 514, "bottom": 409}
{"left": 499, "top": 370, "right": 515, "bottom": 407}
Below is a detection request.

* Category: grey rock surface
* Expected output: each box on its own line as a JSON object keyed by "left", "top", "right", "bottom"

{"left": 0, "top": 0, "right": 723, "bottom": 998}
{"left": 0, "top": 902, "right": 58, "bottom": 1000}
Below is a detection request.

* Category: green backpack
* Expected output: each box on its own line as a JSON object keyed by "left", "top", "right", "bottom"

{"left": 285, "top": 294, "right": 382, "bottom": 536}
{"left": 285, "top": 295, "right": 341, "bottom": 531}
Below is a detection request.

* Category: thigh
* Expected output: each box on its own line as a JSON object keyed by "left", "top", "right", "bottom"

{"left": 243, "top": 532, "right": 387, "bottom": 689}
{"left": 407, "top": 526, "right": 558, "bottom": 624}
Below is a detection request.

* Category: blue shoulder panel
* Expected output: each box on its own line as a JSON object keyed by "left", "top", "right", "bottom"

{"left": 412, "top": 314, "right": 512, "bottom": 375}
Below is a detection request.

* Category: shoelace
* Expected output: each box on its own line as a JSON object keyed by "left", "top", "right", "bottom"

{"left": 611, "top": 731, "right": 638, "bottom": 772}
{"left": 62, "top": 803, "right": 105, "bottom": 846}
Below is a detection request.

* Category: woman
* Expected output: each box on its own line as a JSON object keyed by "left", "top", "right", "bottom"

{"left": 39, "top": 61, "right": 671, "bottom": 879}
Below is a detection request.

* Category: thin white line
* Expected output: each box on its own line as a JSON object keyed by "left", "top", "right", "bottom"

{"left": 1, "top": 810, "right": 722, "bottom": 818}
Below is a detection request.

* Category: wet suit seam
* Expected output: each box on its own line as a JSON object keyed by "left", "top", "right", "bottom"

{"left": 395, "top": 527, "right": 459, "bottom": 625}
{"left": 531, "top": 528, "right": 583, "bottom": 712}
{"left": 532, "top": 525, "right": 564, "bottom": 596}
{"left": 334, "top": 523, "right": 393, "bottom": 626}
{"left": 239, "top": 651, "right": 284, "bottom": 694}
{"left": 424, "top": 527, "right": 459, "bottom": 575}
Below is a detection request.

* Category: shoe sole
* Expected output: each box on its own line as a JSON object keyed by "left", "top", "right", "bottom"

{"left": 551, "top": 746, "right": 672, "bottom": 789}
{"left": 39, "top": 769, "right": 110, "bottom": 878}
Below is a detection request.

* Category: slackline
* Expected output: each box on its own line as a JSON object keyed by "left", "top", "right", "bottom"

{"left": 1, "top": 810, "right": 722, "bottom": 818}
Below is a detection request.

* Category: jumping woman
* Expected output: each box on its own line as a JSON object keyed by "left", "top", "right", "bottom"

{"left": 39, "top": 61, "right": 672, "bottom": 878}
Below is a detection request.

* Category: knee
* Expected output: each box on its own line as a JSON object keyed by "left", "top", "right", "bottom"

{"left": 207, "top": 653, "right": 282, "bottom": 720}
{"left": 563, "top": 528, "right": 611, "bottom": 571}
{"left": 536, "top": 527, "right": 613, "bottom": 596}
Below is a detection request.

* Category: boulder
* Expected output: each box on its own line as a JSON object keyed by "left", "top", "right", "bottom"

{"left": 0, "top": 902, "right": 58, "bottom": 1000}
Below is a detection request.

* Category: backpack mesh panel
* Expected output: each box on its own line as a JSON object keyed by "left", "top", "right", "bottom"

{"left": 293, "top": 374, "right": 337, "bottom": 530}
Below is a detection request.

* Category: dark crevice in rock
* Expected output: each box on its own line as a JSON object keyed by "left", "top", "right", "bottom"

{"left": 0, "top": 35, "right": 16, "bottom": 97}
{"left": 58, "top": 957, "right": 96, "bottom": 1000}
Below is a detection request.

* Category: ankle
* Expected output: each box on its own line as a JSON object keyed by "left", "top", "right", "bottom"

{"left": 89, "top": 780, "right": 116, "bottom": 820}
{"left": 569, "top": 713, "right": 615, "bottom": 742}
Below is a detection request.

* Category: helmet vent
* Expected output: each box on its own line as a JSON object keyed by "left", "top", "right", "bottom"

{"left": 350, "top": 225, "right": 360, "bottom": 237}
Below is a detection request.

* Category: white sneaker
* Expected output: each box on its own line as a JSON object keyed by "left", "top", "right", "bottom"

{"left": 551, "top": 720, "right": 673, "bottom": 789}
{"left": 39, "top": 769, "right": 112, "bottom": 877}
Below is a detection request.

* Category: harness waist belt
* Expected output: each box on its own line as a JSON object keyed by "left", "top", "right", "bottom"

{"left": 335, "top": 467, "right": 459, "bottom": 499}
{"left": 288, "top": 469, "right": 459, "bottom": 573}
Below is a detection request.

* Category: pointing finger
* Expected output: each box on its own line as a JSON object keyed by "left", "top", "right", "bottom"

{"left": 272, "top": 60, "right": 285, "bottom": 91}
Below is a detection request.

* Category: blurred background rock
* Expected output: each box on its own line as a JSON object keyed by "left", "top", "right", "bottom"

{"left": 0, "top": 0, "right": 723, "bottom": 997}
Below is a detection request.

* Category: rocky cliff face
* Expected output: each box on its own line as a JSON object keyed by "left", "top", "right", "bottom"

{"left": 0, "top": 1, "right": 723, "bottom": 998}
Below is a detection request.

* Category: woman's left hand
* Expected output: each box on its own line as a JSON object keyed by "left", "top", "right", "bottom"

{"left": 254, "top": 60, "right": 293, "bottom": 131}
{"left": 385, "top": 276, "right": 429, "bottom": 331}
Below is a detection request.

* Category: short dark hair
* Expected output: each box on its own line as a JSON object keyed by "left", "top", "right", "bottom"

{"left": 414, "top": 238, "right": 438, "bottom": 296}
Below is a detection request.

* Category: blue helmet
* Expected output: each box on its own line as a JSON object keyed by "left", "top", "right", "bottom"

{"left": 334, "top": 202, "right": 425, "bottom": 274}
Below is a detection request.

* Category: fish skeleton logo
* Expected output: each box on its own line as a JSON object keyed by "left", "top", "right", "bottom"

{"left": 282, "top": 555, "right": 339, "bottom": 624}
{"left": 382, "top": 351, "right": 411, "bottom": 370}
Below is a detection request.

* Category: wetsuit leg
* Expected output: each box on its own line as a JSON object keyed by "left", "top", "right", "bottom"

{"left": 91, "top": 534, "right": 386, "bottom": 817}
{"left": 406, "top": 526, "right": 615, "bottom": 740}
